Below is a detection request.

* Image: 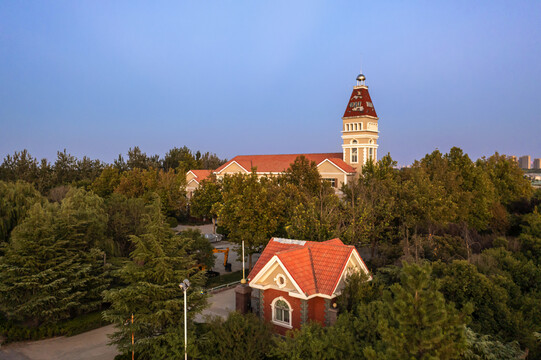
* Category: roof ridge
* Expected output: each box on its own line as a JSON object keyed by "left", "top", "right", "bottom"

{"left": 307, "top": 247, "right": 319, "bottom": 294}
{"left": 232, "top": 152, "right": 342, "bottom": 157}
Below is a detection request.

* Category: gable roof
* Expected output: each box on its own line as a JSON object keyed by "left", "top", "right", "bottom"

{"left": 214, "top": 153, "right": 355, "bottom": 174}
{"left": 343, "top": 86, "right": 378, "bottom": 118}
{"left": 249, "top": 238, "right": 368, "bottom": 297}
{"left": 187, "top": 169, "right": 212, "bottom": 183}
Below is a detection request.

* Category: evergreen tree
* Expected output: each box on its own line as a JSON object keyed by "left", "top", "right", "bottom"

{"left": 0, "top": 201, "right": 109, "bottom": 326}
{"left": 102, "top": 196, "right": 207, "bottom": 358}
{"left": 365, "top": 262, "right": 470, "bottom": 359}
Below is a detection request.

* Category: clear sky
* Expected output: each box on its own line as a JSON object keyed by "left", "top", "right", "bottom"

{"left": 1, "top": 1, "right": 540, "bottom": 167}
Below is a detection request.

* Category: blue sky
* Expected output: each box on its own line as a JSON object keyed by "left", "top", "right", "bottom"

{"left": 1, "top": 1, "right": 540, "bottom": 167}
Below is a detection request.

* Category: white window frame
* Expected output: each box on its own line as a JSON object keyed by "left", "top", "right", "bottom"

{"left": 271, "top": 296, "right": 293, "bottom": 328}
{"left": 351, "top": 148, "right": 358, "bottom": 163}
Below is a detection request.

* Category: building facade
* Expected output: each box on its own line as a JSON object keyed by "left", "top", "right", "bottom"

{"left": 519, "top": 155, "right": 531, "bottom": 169}
{"left": 341, "top": 74, "right": 379, "bottom": 172}
{"left": 534, "top": 158, "right": 541, "bottom": 170}
{"left": 186, "top": 73, "right": 379, "bottom": 190}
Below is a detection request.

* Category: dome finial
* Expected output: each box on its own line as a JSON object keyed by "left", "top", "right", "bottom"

{"left": 356, "top": 73, "right": 366, "bottom": 86}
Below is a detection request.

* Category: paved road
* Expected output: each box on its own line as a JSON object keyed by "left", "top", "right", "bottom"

{"left": 0, "top": 324, "right": 118, "bottom": 360}
{"left": 0, "top": 288, "right": 238, "bottom": 360}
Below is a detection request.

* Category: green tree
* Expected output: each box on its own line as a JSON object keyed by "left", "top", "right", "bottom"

{"left": 163, "top": 146, "right": 198, "bottom": 173}
{"left": 126, "top": 146, "right": 160, "bottom": 170}
{"left": 197, "top": 312, "right": 274, "bottom": 360}
{"left": 102, "top": 197, "right": 207, "bottom": 358}
{"left": 477, "top": 152, "right": 533, "bottom": 206}
{"left": 190, "top": 176, "right": 222, "bottom": 222}
{"left": 0, "top": 150, "right": 39, "bottom": 184}
{"left": 215, "top": 172, "right": 285, "bottom": 269}
{"left": 0, "top": 180, "right": 44, "bottom": 244}
{"left": 365, "top": 262, "right": 470, "bottom": 359}
{"left": 180, "top": 229, "right": 215, "bottom": 270}
{"left": 105, "top": 194, "right": 148, "bottom": 257}
{"left": 462, "top": 327, "right": 524, "bottom": 360}
{"left": 57, "top": 187, "right": 111, "bottom": 254}
{"left": 91, "top": 166, "right": 122, "bottom": 198}
{"left": 0, "top": 201, "right": 110, "bottom": 326}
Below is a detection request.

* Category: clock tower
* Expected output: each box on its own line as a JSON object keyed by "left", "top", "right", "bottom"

{"left": 341, "top": 73, "right": 379, "bottom": 172}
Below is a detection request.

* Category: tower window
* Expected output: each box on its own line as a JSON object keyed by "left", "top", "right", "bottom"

{"left": 352, "top": 148, "right": 358, "bottom": 163}
{"left": 369, "top": 148, "right": 374, "bottom": 161}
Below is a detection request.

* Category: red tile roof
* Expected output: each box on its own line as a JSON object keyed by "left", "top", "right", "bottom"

{"left": 188, "top": 170, "right": 212, "bottom": 182}
{"left": 343, "top": 86, "right": 378, "bottom": 118}
{"left": 249, "top": 238, "right": 366, "bottom": 297}
{"left": 214, "top": 153, "right": 356, "bottom": 174}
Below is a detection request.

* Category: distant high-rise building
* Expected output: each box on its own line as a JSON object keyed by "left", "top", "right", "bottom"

{"left": 519, "top": 155, "right": 531, "bottom": 169}
{"left": 508, "top": 155, "right": 517, "bottom": 162}
{"left": 534, "top": 158, "right": 541, "bottom": 169}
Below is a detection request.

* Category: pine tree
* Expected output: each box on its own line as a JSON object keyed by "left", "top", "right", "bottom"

{"left": 102, "top": 196, "right": 207, "bottom": 359}
{"left": 365, "top": 262, "right": 470, "bottom": 360}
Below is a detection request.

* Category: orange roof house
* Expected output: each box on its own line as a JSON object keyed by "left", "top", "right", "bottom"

{"left": 248, "top": 238, "right": 370, "bottom": 334}
{"left": 185, "top": 170, "right": 213, "bottom": 198}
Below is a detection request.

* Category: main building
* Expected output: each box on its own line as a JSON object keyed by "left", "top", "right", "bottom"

{"left": 186, "top": 73, "right": 379, "bottom": 195}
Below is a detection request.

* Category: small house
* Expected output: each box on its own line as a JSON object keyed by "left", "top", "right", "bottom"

{"left": 248, "top": 238, "right": 370, "bottom": 335}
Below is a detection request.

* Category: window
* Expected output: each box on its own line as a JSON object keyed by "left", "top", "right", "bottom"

{"left": 368, "top": 148, "right": 374, "bottom": 161}
{"left": 351, "top": 148, "right": 358, "bottom": 163}
{"left": 323, "top": 178, "right": 337, "bottom": 187}
{"left": 272, "top": 297, "right": 292, "bottom": 328}
{"left": 354, "top": 123, "right": 358, "bottom": 131}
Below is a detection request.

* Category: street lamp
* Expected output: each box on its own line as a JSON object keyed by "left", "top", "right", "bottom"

{"left": 179, "top": 279, "right": 191, "bottom": 360}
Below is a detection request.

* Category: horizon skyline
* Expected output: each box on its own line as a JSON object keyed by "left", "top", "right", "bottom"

{"left": 1, "top": 2, "right": 540, "bottom": 168}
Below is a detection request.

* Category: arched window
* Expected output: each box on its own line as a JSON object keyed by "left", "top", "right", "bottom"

{"left": 272, "top": 297, "right": 292, "bottom": 328}
{"left": 351, "top": 139, "right": 358, "bottom": 144}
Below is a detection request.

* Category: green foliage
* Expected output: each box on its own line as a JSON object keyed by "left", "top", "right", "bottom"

{"left": 519, "top": 209, "right": 541, "bottom": 263}
{"left": 105, "top": 194, "right": 148, "bottom": 257}
{"left": 476, "top": 152, "right": 533, "bottom": 206}
{"left": 462, "top": 327, "right": 524, "bottom": 360}
{"left": 434, "top": 260, "right": 516, "bottom": 339}
{"left": 91, "top": 166, "right": 122, "bottom": 197}
{"left": 0, "top": 180, "right": 44, "bottom": 244}
{"left": 179, "top": 229, "right": 215, "bottom": 270}
{"left": 215, "top": 172, "right": 285, "bottom": 269}
{"left": 365, "top": 262, "right": 470, "bottom": 360}
{"left": 190, "top": 176, "right": 222, "bottom": 220}
{"left": 197, "top": 312, "right": 274, "bottom": 360}
{"left": 0, "top": 198, "right": 110, "bottom": 326}
{"left": 273, "top": 321, "right": 355, "bottom": 360}
{"left": 102, "top": 196, "right": 207, "bottom": 357}
{"left": 114, "top": 168, "right": 187, "bottom": 218}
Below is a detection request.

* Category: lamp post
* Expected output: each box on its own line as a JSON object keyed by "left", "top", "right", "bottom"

{"left": 179, "top": 279, "right": 191, "bottom": 360}
{"left": 240, "top": 240, "right": 246, "bottom": 284}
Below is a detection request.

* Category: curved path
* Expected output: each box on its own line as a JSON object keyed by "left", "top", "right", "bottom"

{"left": 0, "top": 324, "right": 118, "bottom": 360}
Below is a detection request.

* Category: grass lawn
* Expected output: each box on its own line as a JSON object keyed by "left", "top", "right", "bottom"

{"left": 206, "top": 270, "right": 243, "bottom": 288}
